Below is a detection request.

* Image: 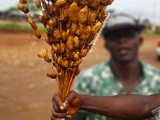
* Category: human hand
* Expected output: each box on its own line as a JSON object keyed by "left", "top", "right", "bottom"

{"left": 51, "top": 90, "right": 81, "bottom": 120}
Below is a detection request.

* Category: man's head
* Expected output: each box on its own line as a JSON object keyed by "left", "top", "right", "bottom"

{"left": 101, "top": 13, "right": 144, "bottom": 63}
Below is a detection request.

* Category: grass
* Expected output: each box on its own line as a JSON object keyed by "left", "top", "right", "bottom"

{"left": 0, "top": 21, "right": 46, "bottom": 32}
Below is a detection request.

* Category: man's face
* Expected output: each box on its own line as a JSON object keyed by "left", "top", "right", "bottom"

{"left": 105, "top": 28, "right": 142, "bottom": 63}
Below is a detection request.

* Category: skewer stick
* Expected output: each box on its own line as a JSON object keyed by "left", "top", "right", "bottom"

{"left": 89, "top": 13, "right": 111, "bottom": 52}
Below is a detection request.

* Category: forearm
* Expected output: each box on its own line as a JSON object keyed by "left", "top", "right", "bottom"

{"left": 79, "top": 94, "right": 160, "bottom": 120}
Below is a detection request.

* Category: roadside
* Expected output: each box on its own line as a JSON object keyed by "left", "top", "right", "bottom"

{"left": 0, "top": 31, "right": 159, "bottom": 120}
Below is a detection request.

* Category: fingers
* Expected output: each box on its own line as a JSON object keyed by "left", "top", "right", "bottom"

{"left": 52, "top": 92, "right": 64, "bottom": 110}
{"left": 64, "top": 90, "right": 81, "bottom": 107}
{"left": 51, "top": 102, "right": 68, "bottom": 120}
{"left": 50, "top": 116, "right": 63, "bottom": 120}
{"left": 52, "top": 101, "right": 59, "bottom": 112}
{"left": 70, "top": 97, "right": 81, "bottom": 107}
{"left": 64, "top": 90, "right": 77, "bottom": 104}
{"left": 52, "top": 108, "right": 67, "bottom": 119}
{"left": 52, "top": 90, "right": 80, "bottom": 118}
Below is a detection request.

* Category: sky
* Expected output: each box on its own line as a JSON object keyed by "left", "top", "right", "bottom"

{"left": 0, "top": 0, "right": 160, "bottom": 25}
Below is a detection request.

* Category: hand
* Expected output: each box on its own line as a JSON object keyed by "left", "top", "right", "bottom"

{"left": 51, "top": 90, "right": 81, "bottom": 120}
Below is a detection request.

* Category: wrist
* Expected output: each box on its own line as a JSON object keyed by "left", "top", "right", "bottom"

{"left": 79, "top": 94, "right": 87, "bottom": 110}
{"left": 79, "top": 94, "right": 96, "bottom": 111}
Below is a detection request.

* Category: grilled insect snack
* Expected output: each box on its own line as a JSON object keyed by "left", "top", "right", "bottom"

{"left": 18, "top": 0, "right": 114, "bottom": 101}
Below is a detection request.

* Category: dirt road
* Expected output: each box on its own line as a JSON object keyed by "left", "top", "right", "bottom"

{"left": 0, "top": 31, "right": 159, "bottom": 120}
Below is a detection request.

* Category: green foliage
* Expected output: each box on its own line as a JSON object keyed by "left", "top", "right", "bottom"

{"left": 0, "top": 21, "right": 45, "bottom": 32}
{"left": 27, "top": 0, "right": 40, "bottom": 12}
{"left": 143, "top": 27, "right": 160, "bottom": 35}
{"left": 7, "top": 6, "right": 19, "bottom": 12}
{"left": 155, "top": 27, "right": 160, "bottom": 35}
{"left": 106, "top": 9, "right": 115, "bottom": 14}
{"left": 0, "top": 22, "right": 19, "bottom": 31}
{"left": 142, "top": 30, "right": 155, "bottom": 35}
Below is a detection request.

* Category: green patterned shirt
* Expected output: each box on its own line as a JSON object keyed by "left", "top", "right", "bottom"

{"left": 74, "top": 61, "right": 160, "bottom": 120}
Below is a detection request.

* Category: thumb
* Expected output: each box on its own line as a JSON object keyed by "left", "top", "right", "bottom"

{"left": 70, "top": 97, "right": 81, "bottom": 107}
{"left": 64, "top": 90, "right": 81, "bottom": 106}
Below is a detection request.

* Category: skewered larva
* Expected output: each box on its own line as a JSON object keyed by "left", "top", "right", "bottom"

{"left": 68, "top": 2, "right": 79, "bottom": 21}
{"left": 60, "top": 42, "right": 66, "bottom": 53}
{"left": 66, "top": 35, "right": 74, "bottom": 50}
{"left": 57, "top": 55, "right": 63, "bottom": 65}
{"left": 73, "top": 53, "right": 79, "bottom": 61}
{"left": 80, "top": 25, "right": 91, "bottom": 40}
{"left": 36, "top": 0, "right": 41, "bottom": 8}
{"left": 55, "top": 0, "right": 66, "bottom": 6}
{"left": 41, "top": 0, "right": 48, "bottom": 11}
{"left": 73, "top": 36, "right": 79, "bottom": 47}
{"left": 92, "top": 0, "right": 101, "bottom": 8}
{"left": 69, "top": 60, "right": 74, "bottom": 67}
{"left": 33, "top": 29, "right": 41, "bottom": 39}
{"left": 19, "top": 0, "right": 27, "bottom": 4}
{"left": 38, "top": 15, "right": 46, "bottom": 25}
{"left": 62, "top": 57, "right": 69, "bottom": 68}
{"left": 47, "top": 72, "right": 57, "bottom": 79}
{"left": 70, "top": 23, "right": 78, "bottom": 34}
{"left": 37, "top": 49, "right": 51, "bottom": 62}
{"left": 62, "top": 31, "right": 68, "bottom": 42}
{"left": 88, "top": 10, "right": 98, "bottom": 23}
{"left": 78, "top": 6, "right": 88, "bottom": 24}
{"left": 18, "top": 0, "right": 114, "bottom": 102}
{"left": 17, "top": 3, "right": 29, "bottom": 13}
{"left": 53, "top": 29, "right": 61, "bottom": 39}
{"left": 52, "top": 44, "right": 58, "bottom": 53}
{"left": 55, "top": 43, "right": 61, "bottom": 53}
{"left": 51, "top": 50, "right": 56, "bottom": 61}
{"left": 49, "top": 18, "right": 57, "bottom": 28}
{"left": 101, "top": 0, "right": 114, "bottom": 5}
{"left": 46, "top": 24, "right": 52, "bottom": 32}
{"left": 28, "top": 15, "right": 37, "bottom": 30}
{"left": 92, "top": 21, "right": 102, "bottom": 34}
{"left": 73, "top": 58, "right": 82, "bottom": 66}
{"left": 78, "top": 24, "right": 84, "bottom": 35}
{"left": 80, "top": 49, "right": 88, "bottom": 57}
{"left": 42, "top": 10, "right": 48, "bottom": 19}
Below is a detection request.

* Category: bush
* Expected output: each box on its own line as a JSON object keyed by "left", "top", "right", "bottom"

{"left": 155, "top": 27, "right": 160, "bottom": 35}
{"left": 0, "top": 21, "right": 46, "bottom": 32}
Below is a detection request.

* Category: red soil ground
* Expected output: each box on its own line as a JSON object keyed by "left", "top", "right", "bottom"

{"left": 0, "top": 31, "right": 159, "bottom": 120}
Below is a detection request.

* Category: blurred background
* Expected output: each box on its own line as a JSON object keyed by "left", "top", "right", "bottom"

{"left": 0, "top": 0, "right": 160, "bottom": 120}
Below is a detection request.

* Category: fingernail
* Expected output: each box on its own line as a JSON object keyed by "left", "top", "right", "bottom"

{"left": 60, "top": 105, "right": 64, "bottom": 110}
{"left": 63, "top": 103, "right": 67, "bottom": 108}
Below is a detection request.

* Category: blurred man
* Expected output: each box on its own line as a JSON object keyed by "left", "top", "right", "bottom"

{"left": 51, "top": 13, "right": 160, "bottom": 120}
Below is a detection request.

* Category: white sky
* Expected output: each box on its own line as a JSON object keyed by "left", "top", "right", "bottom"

{"left": 0, "top": 0, "right": 160, "bottom": 25}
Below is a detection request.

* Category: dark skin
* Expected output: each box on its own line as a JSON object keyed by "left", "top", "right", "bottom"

{"left": 105, "top": 28, "right": 143, "bottom": 93}
{"left": 51, "top": 28, "right": 159, "bottom": 120}
{"left": 51, "top": 91, "right": 160, "bottom": 120}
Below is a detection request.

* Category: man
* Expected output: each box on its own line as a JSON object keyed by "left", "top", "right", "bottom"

{"left": 51, "top": 13, "right": 160, "bottom": 120}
